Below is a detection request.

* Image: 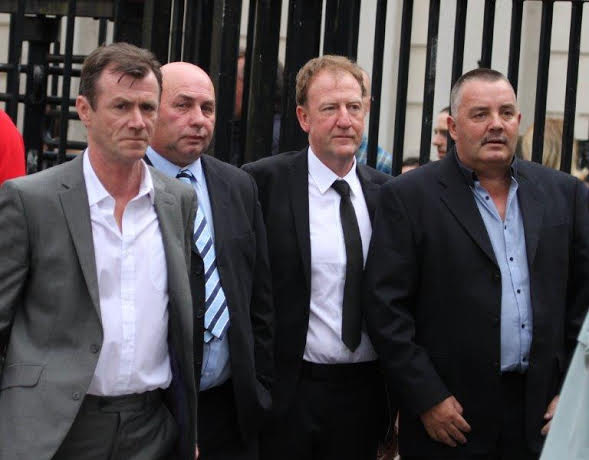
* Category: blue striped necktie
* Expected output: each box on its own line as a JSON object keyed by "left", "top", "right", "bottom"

{"left": 176, "top": 169, "right": 229, "bottom": 342}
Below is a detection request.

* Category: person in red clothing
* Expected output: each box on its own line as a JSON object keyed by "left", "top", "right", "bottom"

{"left": 0, "top": 109, "right": 25, "bottom": 184}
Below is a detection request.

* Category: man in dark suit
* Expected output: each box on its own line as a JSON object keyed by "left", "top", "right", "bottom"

{"left": 243, "top": 55, "right": 391, "bottom": 460}
{"left": 364, "top": 68, "right": 589, "bottom": 459}
{"left": 0, "top": 43, "right": 198, "bottom": 460}
{"left": 145, "top": 61, "right": 273, "bottom": 460}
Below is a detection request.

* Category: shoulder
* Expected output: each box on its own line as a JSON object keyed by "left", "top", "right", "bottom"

{"left": 202, "top": 153, "right": 255, "bottom": 186}
{"left": 242, "top": 150, "right": 304, "bottom": 177}
{"left": 356, "top": 163, "right": 392, "bottom": 186}
{"left": 2, "top": 155, "right": 81, "bottom": 195}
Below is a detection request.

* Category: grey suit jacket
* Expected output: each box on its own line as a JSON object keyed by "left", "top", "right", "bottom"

{"left": 0, "top": 154, "right": 198, "bottom": 460}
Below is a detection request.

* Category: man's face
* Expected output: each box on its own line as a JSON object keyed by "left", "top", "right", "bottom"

{"left": 76, "top": 66, "right": 160, "bottom": 165}
{"left": 296, "top": 69, "right": 365, "bottom": 165}
{"left": 432, "top": 111, "right": 449, "bottom": 159}
{"left": 151, "top": 64, "right": 216, "bottom": 167}
{"left": 448, "top": 79, "right": 521, "bottom": 172}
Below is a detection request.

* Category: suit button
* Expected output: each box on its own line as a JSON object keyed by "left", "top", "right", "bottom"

{"left": 193, "top": 265, "right": 203, "bottom": 276}
{"left": 196, "top": 309, "right": 204, "bottom": 318}
{"left": 493, "top": 271, "right": 501, "bottom": 281}
{"left": 72, "top": 392, "right": 81, "bottom": 401}
{"left": 492, "top": 317, "right": 499, "bottom": 327}
{"left": 90, "top": 344, "right": 100, "bottom": 353}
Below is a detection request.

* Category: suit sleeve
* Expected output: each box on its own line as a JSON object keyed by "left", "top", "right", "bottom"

{"left": 364, "top": 181, "right": 451, "bottom": 416}
{"left": 247, "top": 175, "right": 274, "bottom": 394}
{"left": 564, "top": 180, "right": 589, "bottom": 376}
{"left": 0, "top": 182, "right": 30, "bottom": 372}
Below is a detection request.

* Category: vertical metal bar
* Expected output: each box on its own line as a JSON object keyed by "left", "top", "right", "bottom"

{"left": 479, "top": 0, "right": 496, "bottom": 68}
{"left": 113, "top": 0, "right": 144, "bottom": 46}
{"left": 531, "top": 0, "right": 553, "bottom": 165}
{"left": 6, "top": 0, "right": 25, "bottom": 122}
{"left": 560, "top": 1, "right": 582, "bottom": 174}
{"left": 209, "top": 0, "right": 243, "bottom": 162}
{"left": 279, "top": 0, "right": 323, "bottom": 153}
{"left": 98, "top": 18, "right": 108, "bottom": 45}
{"left": 418, "top": 0, "right": 440, "bottom": 166}
{"left": 169, "top": 0, "right": 185, "bottom": 61}
{"left": 323, "top": 0, "right": 362, "bottom": 60}
{"left": 58, "top": 0, "right": 77, "bottom": 165}
{"left": 183, "top": 0, "right": 213, "bottom": 71}
{"left": 142, "top": 0, "right": 172, "bottom": 65}
{"left": 451, "top": 0, "right": 467, "bottom": 87}
{"left": 391, "top": 0, "right": 413, "bottom": 176}
{"left": 366, "top": 0, "right": 387, "bottom": 170}
{"left": 239, "top": 0, "right": 258, "bottom": 164}
{"left": 507, "top": 0, "right": 523, "bottom": 94}
{"left": 244, "top": 0, "right": 283, "bottom": 162}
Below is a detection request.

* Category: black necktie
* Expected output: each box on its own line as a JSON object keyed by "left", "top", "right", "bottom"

{"left": 331, "top": 179, "right": 363, "bottom": 352}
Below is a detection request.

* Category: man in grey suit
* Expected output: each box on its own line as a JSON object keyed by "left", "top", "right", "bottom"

{"left": 0, "top": 43, "right": 199, "bottom": 460}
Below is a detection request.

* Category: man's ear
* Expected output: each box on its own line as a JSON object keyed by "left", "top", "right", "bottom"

{"left": 448, "top": 115, "right": 458, "bottom": 141}
{"left": 76, "top": 95, "right": 92, "bottom": 127}
{"left": 296, "top": 105, "right": 310, "bottom": 133}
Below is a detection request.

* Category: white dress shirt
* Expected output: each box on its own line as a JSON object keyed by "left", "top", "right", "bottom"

{"left": 83, "top": 151, "right": 172, "bottom": 396}
{"left": 303, "top": 148, "right": 377, "bottom": 363}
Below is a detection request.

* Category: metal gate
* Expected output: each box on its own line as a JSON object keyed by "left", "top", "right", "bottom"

{"left": 0, "top": 0, "right": 587, "bottom": 175}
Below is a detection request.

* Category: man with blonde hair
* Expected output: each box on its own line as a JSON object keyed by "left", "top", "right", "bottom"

{"left": 244, "top": 55, "right": 391, "bottom": 460}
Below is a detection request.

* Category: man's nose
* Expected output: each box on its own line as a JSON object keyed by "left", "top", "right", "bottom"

{"left": 336, "top": 106, "right": 352, "bottom": 127}
{"left": 128, "top": 106, "right": 146, "bottom": 129}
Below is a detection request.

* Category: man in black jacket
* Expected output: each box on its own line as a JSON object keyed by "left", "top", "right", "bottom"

{"left": 365, "top": 68, "right": 589, "bottom": 459}
{"left": 146, "top": 62, "right": 273, "bottom": 460}
{"left": 244, "top": 55, "right": 391, "bottom": 460}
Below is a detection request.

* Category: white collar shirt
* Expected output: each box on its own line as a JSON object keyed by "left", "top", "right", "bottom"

{"left": 304, "top": 147, "right": 377, "bottom": 363}
{"left": 83, "top": 150, "right": 172, "bottom": 396}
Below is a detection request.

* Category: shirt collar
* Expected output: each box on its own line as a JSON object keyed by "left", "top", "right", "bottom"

{"left": 146, "top": 145, "right": 205, "bottom": 185}
{"left": 307, "top": 146, "right": 362, "bottom": 197}
{"left": 453, "top": 148, "right": 519, "bottom": 187}
{"left": 83, "top": 149, "right": 155, "bottom": 206}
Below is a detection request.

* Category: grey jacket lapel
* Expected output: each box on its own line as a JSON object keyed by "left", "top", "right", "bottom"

{"left": 58, "top": 154, "right": 101, "bottom": 318}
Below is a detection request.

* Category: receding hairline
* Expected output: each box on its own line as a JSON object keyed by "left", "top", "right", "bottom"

{"left": 450, "top": 69, "right": 515, "bottom": 115}
{"left": 160, "top": 62, "right": 215, "bottom": 98}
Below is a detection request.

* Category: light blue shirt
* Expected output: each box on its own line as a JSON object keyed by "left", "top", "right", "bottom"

{"left": 354, "top": 134, "right": 393, "bottom": 175}
{"left": 145, "top": 147, "right": 231, "bottom": 390}
{"left": 469, "top": 170, "right": 533, "bottom": 373}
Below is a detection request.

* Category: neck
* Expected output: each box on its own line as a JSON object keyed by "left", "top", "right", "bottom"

{"left": 87, "top": 149, "right": 142, "bottom": 201}
{"left": 315, "top": 152, "right": 355, "bottom": 178}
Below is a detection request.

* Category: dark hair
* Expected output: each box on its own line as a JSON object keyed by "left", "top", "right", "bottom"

{"left": 440, "top": 105, "right": 450, "bottom": 114}
{"left": 296, "top": 55, "right": 365, "bottom": 107}
{"left": 402, "top": 157, "right": 420, "bottom": 167}
{"left": 450, "top": 68, "right": 512, "bottom": 115}
{"left": 79, "top": 42, "right": 162, "bottom": 109}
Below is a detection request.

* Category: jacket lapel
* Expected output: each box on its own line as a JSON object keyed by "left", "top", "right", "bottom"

{"left": 515, "top": 164, "right": 544, "bottom": 268}
{"left": 58, "top": 154, "right": 101, "bottom": 318}
{"left": 356, "top": 165, "right": 381, "bottom": 221}
{"left": 438, "top": 152, "right": 498, "bottom": 267}
{"left": 288, "top": 149, "right": 312, "bottom": 291}
{"left": 152, "top": 173, "right": 193, "bottom": 338}
{"left": 200, "top": 156, "right": 230, "bottom": 260}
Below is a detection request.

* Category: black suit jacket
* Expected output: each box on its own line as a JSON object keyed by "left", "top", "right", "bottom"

{"left": 364, "top": 150, "right": 589, "bottom": 456}
{"left": 147, "top": 152, "right": 274, "bottom": 443}
{"left": 242, "top": 148, "right": 391, "bottom": 416}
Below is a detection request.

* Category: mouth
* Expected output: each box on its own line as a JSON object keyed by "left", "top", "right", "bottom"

{"left": 482, "top": 137, "right": 507, "bottom": 146}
